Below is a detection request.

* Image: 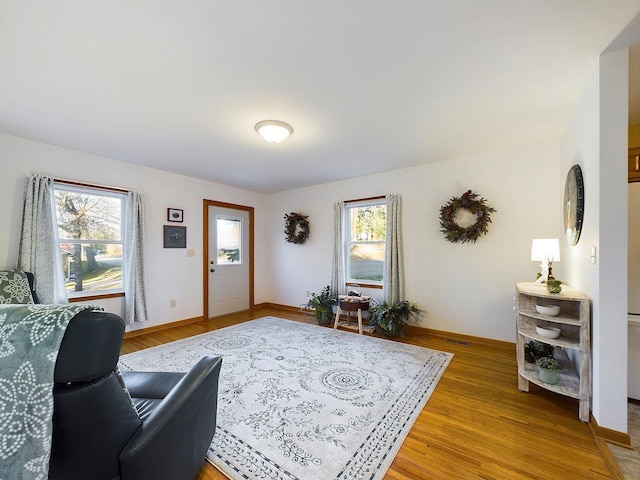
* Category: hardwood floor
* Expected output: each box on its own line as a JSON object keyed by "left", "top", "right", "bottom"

{"left": 121, "top": 306, "right": 611, "bottom": 479}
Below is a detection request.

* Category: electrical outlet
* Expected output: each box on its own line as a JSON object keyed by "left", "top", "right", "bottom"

{"left": 170, "top": 299, "right": 176, "bottom": 308}
{"left": 186, "top": 248, "right": 195, "bottom": 257}
{"left": 306, "top": 290, "right": 310, "bottom": 297}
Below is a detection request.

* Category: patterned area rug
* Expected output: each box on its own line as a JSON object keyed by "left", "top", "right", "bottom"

{"left": 118, "top": 317, "right": 452, "bottom": 480}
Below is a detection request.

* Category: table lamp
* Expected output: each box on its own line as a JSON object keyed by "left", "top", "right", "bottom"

{"left": 531, "top": 238, "right": 560, "bottom": 284}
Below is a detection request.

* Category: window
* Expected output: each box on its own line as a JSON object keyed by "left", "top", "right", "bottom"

{"left": 345, "top": 199, "right": 386, "bottom": 286}
{"left": 217, "top": 216, "right": 242, "bottom": 265}
{"left": 53, "top": 182, "right": 127, "bottom": 297}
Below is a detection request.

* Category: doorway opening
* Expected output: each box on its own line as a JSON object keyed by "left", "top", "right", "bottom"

{"left": 203, "top": 199, "right": 254, "bottom": 319}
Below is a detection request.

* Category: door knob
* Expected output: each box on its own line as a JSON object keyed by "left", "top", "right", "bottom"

{"left": 210, "top": 268, "right": 215, "bottom": 273}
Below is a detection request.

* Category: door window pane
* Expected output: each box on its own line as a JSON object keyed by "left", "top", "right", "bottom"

{"left": 217, "top": 217, "right": 241, "bottom": 264}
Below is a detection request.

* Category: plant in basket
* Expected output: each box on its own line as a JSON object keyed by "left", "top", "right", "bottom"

{"left": 302, "top": 285, "right": 336, "bottom": 325}
{"left": 368, "top": 299, "right": 423, "bottom": 338}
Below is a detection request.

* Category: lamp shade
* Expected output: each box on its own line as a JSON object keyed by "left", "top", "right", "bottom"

{"left": 255, "top": 120, "right": 293, "bottom": 144}
{"left": 531, "top": 238, "right": 560, "bottom": 262}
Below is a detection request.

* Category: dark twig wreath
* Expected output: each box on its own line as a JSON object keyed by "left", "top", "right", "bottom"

{"left": 439, "top": 190, "right": 496, "bottom": 243}
{"left": 284, "top": 212, "right": 310, "bottom": 244}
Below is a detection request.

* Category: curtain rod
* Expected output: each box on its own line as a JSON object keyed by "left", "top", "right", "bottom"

{"left": 52, "top": 177, "right": 129, "bottom": 194}
{"left": 344, "top": 195, "right": 386, "bottom": 204}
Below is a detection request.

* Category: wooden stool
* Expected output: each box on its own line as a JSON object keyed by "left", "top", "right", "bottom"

{"left": 333, "top": 297, "right": 370, "bottom": 335}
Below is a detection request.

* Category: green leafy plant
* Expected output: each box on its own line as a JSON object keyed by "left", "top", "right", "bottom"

{"left": 304, "top": 285, "right": 335, "bottom": 310}
{"left": 535, "top": 356, "right": 561, "bottom": 371}
{"left": 524, "top": 340, "right": 554, "bottom": 363}
{"left": 546, "top": 279, "right": 562, "bottom": 294}
{"left": 368, "top": 300, "right": 423, "bottom": 337}
{"left": 302, "top": 285, "right": 336, "bottom": 325}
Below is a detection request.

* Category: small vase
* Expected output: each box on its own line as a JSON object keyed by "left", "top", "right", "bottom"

{"left": 538, "top": 367, "right": 558, "bottom": 385}
{"left": 547, "top": 280, "right": 562, "bottom": 294}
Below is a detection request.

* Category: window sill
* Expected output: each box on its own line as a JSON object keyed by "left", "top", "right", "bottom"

{"left": 346, "top": 282, "right": 382, "bottom": 289}
{"left": 68, "top": 291, "right": 125, "bottom": 302}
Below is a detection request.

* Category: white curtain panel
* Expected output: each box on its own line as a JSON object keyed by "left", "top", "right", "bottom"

{"left": 330, "top": 200, "right": 346, "bottom": 297}
{"left": 124, "top": 191, "right": 148, "bottom": 324}
{"left": 384, "top": 193, "right": 404, "bottom": 304}
{"left": 17, "top": 174, "right": 68, "bottom": 304}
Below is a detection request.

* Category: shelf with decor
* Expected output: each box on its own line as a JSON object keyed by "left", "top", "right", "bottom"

{"left": 515, "top": 281, "right": 591, "bottom": 422}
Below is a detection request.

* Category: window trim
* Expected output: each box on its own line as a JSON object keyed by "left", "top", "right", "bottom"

{"left": 53, "top": 180, "right": 128, "bottom": 299}
{"left": 52, "top": 178, "right": 129, "bottom": 194}
{"left": 69, "top": 292, "right": 124, "bottom": 303}
{"left": 216, "top": 214, "right": 244, "bottom": 265}
{"left": 343, "top": 196, "right": 387, "bottom": 287}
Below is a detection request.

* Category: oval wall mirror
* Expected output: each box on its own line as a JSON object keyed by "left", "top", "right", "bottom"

{"left": 564, "top": 164, "right": 584, "bottom": 246}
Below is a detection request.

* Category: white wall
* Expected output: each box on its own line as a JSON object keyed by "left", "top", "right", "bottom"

{"left": 0, "top": 127, "right": 588, "bottom": 396}
{"left": 629, "top": 184, "right": 640, "bottom": 313}
{"left": 562, "top": 49, "right": 629, "bottom": 432}
{"left": 268, "top": 142, "right": 564, "bottom": 342}
{"left": 0, "top": 132, "right": 270, "bottom": 333}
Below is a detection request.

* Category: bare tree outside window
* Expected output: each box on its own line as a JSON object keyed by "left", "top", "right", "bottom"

{"left": 54, "top": 185, "right": 125, "bottom": 294}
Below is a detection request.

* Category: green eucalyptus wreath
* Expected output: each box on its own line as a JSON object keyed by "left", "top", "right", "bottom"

{"left": 284, "top": 212, "right": 310, "bottom": 244}
{"left": 439, "top": 190, "right": 496, "bottom": 244}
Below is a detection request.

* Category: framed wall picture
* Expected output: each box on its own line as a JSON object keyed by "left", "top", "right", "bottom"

{"left": 164, "top": 225, "right": 187, "bottom": 248}
{"left": 167, "top": 208, "right": 184, "bottom": 222}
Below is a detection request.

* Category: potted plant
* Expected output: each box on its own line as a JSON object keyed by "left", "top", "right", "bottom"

{"left": 303, "top": 285, "right": 336, "bottom": 326}
{"left": 535, "top": 356, "right": 561, "bottom": 385}
{"left": 546, "top": 279, "right": 562, "bottom": 294}
{"left": 368, "top": 299, "right": 423, "bottom": 338}
{"left": 524, "top": 340, "right": 554, "bottom": 363}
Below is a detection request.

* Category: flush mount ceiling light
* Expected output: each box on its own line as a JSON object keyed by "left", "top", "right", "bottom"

{"left": 255, "top": 120, "right": 293, "bottom": 144}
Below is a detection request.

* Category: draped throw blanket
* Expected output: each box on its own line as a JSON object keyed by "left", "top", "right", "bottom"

{"left": 0, "top": 304, "right": 99, "bottom": 480}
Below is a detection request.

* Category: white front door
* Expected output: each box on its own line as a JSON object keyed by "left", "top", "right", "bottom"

{"left": 207, "top": 205, "right": 251, "bottom": 317}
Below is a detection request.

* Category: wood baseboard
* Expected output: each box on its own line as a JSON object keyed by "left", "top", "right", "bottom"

{"left": 589, "top": 411, "right": 632, "bottom": 480}
{"left": 593, "top": 436, "right": 627, "bottom": 480}
{"left": 123, "top": 303, "right": 307, "bottom": 339}
{"left": 256, "top": 302, "right": 307, "bottom": 314}
{"left": 262, "top": 303, "right": 517, "bottom": 350}
{"left": 404, "top": 325, "right": 515, "bottom": 351}
{"left": 589, "top": 413, "right": 632, "bottom": 448}
{"left": 124, "top": 315, "right": 204, "bottom": 339}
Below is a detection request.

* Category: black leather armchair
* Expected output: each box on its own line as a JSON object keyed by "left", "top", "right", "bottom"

{"left": 49, "top": 310, "right": 222, "bottom": 480}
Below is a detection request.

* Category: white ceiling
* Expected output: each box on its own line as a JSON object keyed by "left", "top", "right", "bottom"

{"left": 1, "top": 1, "right": 640, "bottom": 193}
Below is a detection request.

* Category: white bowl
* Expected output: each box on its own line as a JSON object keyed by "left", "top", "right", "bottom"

{"left": 536, "top": 325, "right": 561, "bottom": 339}
{"left": 535, "top": 305, "right": 560, "bottom": 316}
